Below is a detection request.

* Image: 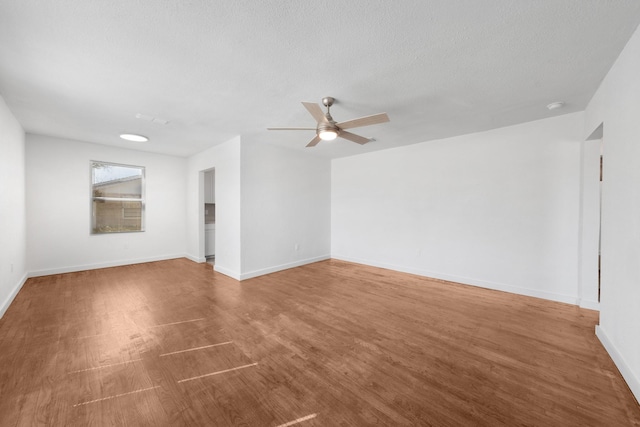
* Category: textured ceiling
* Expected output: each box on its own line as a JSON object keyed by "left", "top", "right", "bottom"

{"left": 1, "top": 1, "right": 640, "bottom": 158}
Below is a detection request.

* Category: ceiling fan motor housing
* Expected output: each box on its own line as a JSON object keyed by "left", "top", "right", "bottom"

{"left": 318, "top": 121, "right": 339, "bottom": 134}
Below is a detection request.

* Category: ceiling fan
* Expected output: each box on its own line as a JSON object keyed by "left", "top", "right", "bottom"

{"left": 268, "top": 97, "right": 390, "bottom": 147}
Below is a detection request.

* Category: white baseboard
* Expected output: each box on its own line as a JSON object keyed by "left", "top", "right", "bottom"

{"left": 185, "top": 253, "right": 206, "bottom": 264}
{"left": 239, "top": 254, "right": 331, "bottom": 281}
{"left": 182, "top": 254, "right": 239, "bottom": 279}
{"left": 214, "top": 265, "right": 241, "bottom": 281}
{"left": 579, "top": 299, "right": 600, "bottom": 311}
{"left": 28, "top": 254, "right": 186, "bottom": 277}
{"left": 0, "top": 272, "right": 28, "bottom": 319}
{"left": 332, "top": 255, "right": 579, "bottom": 306}
{"left": 596, "top": 325, "right": 640, "bottom": 403}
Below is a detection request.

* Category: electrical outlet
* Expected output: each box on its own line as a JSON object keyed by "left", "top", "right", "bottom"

{"left": 294, "top": 244, "right": 300, "bottom": 252}
{"left": 10, "top": 263, "right": 14, "bottom": 273}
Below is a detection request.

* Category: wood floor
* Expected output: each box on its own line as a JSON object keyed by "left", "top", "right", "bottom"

{"left": 1, "top": 259, "right": 638, "bottom": 426}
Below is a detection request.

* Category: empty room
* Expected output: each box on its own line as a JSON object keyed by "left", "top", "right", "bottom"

{"left": 1, "top": 1, "right": 640, "bottom": 425}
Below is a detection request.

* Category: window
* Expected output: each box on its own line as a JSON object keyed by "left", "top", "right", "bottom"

{"left": 91, "top": 161, "right": 145, "bottom": 234}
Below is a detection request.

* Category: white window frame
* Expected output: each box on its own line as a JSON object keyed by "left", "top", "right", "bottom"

{"left": 90, "top": 161, "right": 146, "bottom": 234}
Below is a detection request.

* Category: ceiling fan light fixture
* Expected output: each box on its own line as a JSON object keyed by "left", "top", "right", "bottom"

{"left": 318, "top": 121, "right": 339, "bottom": 141}
{"left": 319, "top": 129, "right": 338, "bottom": 141}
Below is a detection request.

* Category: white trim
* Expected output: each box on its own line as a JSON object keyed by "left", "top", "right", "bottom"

{"left": 332, "top": 255, "right": 579, "bottom": 306}
{"left": 596, "top": 325, "right": 640, "bottom": 403}
{"left": 28, "top": 254, "right": 186, "bottom": 277}
{"left": 185, "top": 253, "right": 205, "bottom": 263}
{"left": 579, "top": 299, "right": 600, "bottom": 311}
{"left": 0, "top": 271, "right": 28, "bottom": 319}
{"left": 214, "top": 265, "right": 241, "bottom": 280}
{"left": 238, "top": 255, "right": 331, "bottom": 281}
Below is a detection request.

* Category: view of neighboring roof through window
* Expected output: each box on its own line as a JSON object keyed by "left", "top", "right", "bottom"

{"left": 93, "top": 162, "right": 142, "bottom": 183}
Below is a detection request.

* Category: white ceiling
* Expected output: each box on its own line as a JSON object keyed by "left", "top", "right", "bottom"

{"left": 1, "top": 1, "right": 640, "bottom": 159}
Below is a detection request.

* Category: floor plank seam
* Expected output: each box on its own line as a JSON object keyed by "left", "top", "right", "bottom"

{"left": 177, "top": 362, "right": 259, "bottom": 383}
{"left": 159, "top": 341, "right": 233, "bottom": 357}
{"left": 275, "top": 413, "right": 318, "bottom": 427}
{"left": 67, "top": 358, "right": 144, "bottom": 374}
{"left": 73, "top": 386, "right": 160, "bottom": 407}
{"left": 68, "top": 339, "right": 260, "bottom": 413}
{"left": 148, "top": 318, "right": 206, "bottom": 328}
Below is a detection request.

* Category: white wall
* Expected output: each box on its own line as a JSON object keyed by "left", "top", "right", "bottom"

{"left": 0, "top": 95, "right": 27, "bottom": 318}
{"left": 332, "top": 112, "right": 584, "bottom": 304}
{"left": 240, "top": 137, "right": 331, "bottom": 279}
{"left": 185, "top": 135, "right": 331, "bottom": 280}
{"left": 586, "top": 24, "right": 640, "bottom": 402}
{"left": 26, "top": 134, "right": 187, "bottom": 275}
{"left": 186, "top": 136, "right": 241, "bottom": 278}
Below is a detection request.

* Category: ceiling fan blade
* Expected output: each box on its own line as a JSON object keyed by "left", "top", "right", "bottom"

{"left": 267, "top": 127, "right": 316, "bottom": 130}
{"left": 339, "top": 131, "right": 371, "bottom": 145}
{"left": 306, "top": 135, "right": 322, "bottom": 147}
{"left": 302, "top": 102, "right": 328, "bottom": 123}
{"left": 337, "top": 112, "right": 389, "bottom": 130}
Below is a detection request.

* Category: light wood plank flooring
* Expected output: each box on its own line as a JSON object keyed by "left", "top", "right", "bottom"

{"left": 0, "top": 258, "right": 638, "bottom": 426}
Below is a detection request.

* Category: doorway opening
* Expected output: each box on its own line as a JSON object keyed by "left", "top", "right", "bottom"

{"left": 204, "top": 168, "right": 216, "bottom": 266}
{"left": 598, "top": 140, "right": 603, "bottom": 302}
{"left": 578, "top": 123, "right": 603, "bottom": 309}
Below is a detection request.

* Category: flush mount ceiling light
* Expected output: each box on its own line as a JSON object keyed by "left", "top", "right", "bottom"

{"left": 119, "top": 133, "right": 149, "bottom": 142}
{"left": 546, "top": 101, "right": 565, "bottom": 110}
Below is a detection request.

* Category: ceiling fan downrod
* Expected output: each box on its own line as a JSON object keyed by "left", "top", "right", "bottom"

{"left": 322, "top": 97, "right": 335, "bottom": 121}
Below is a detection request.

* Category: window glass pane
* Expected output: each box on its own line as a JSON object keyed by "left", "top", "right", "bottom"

{"left": 91, "top": 161, "right": 145, "bottom": 234}
{"left": 92, "top": 162, "right": 143, "bottom": 199}
{"left": 92, "top": 200, "right": 143, "bottom": 233}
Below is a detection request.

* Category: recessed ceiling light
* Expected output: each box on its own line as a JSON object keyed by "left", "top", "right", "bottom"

{"left": 546, "top": 101, "right": 565, "bottom": 110}
{"left": 120, "top": 133, "right": 149, "bottom": 142}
